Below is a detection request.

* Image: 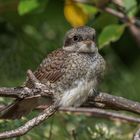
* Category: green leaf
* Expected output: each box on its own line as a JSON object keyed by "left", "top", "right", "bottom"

{"left": 98, "top": 24, "right": 125, "bottom": 48}
{"left": 78, "top": 3, "right": 98, "bottom": 15}
{"left": 93, "top": 13, "right": 118, "bottom": 30}
{"left": 123, "top": 0, "right": 137, "bottom": 17}
{"left": 18, "top": 0, "right": 39, "bottom": 15}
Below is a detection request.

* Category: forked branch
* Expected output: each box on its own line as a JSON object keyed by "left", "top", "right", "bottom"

{"left": 0, "top": 104, "right": 57, "bottom": 139}
{"left": 0, "top": 70, "right": 140, "bottom": 139}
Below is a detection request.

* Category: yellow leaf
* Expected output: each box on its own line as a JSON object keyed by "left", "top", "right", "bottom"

{"left": 64, "top": 0, "right": 89, "bottom": 27}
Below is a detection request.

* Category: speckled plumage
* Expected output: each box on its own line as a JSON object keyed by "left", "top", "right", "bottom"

{"left": 1, "top": 26, "right": 106, "bottom": 119}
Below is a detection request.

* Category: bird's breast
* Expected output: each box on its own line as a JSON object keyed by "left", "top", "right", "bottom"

{"left": 58, "top": 79, "right": 96, "bottom": 107}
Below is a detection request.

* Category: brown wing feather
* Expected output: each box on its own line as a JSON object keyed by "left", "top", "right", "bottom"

{"left": 26, "top": 49, "right": 67, "bottom": 87}
{"left": 34, "top": 60, "right": 64, "bottom": 83}
{"left": 0, "top": 49, "right": 68, "bottom": 119}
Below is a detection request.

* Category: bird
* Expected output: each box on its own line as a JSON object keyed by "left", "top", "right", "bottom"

{"left": 0, "top": 26, "right": 106, "bottom": 119}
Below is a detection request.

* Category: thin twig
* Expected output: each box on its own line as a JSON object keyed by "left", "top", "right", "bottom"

{"left": 73, "top": 0, "right": 128, "bottom": 21}
{"left": 103, "top": 7, "right": 126, "bottom": 21}
{"left": 128, "top": 24, "right": 140, "bottom": 47}
{"left": 27, "top": 69, "right": 39, "bottom": 87}
{"left": 37, "top": 106, "right": 140, "bottom": 124}
{"left": 133, "top": 127, "right": 140, "bottom": 140}
{"left": 59, "top": 107, "right": 140, "bottom": 123}
{"left": 0, "top": 104, "right": 57, "bottom": 139}
{"left": 0, "top": 104, "right": 140, "bottom": 124}
{"left": 36, "top": 105, "right": 140, "bottom": 123}
{"left": 27, "top": 69, "right": 38, "bottom": 82}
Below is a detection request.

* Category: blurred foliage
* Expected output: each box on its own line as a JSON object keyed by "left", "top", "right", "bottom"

{"left": 18, "top": 0, "right": 40, "bottom": 15}
{"left": 0, "top": 0, "right": 140, "bottom": 139}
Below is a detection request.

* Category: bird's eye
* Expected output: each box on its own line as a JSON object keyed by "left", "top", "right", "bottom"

{"left": 73, "top": 35, "right": 79, "bottom": 42}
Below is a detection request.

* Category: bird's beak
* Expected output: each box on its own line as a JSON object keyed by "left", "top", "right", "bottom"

{"left": 83, "top": 40, "right": 93, "bottom": 46}
{"left": 77, "top": 40, "right": 98, "bottom": 53}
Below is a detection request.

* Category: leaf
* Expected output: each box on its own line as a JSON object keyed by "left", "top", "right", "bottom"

{"left": 78, "top": 3, "right": 98, "bottom": 15}
{"left": 93, "top": 13, "right": 118, "bottom": 30}
{"left": 123, "top": 0, "right": 137, "bottom": 17}
{"left": 64, "top": 0, "right": 89, "bottom": 27}
{"left": 18, "top": 0, "right": 39, "bottom": 15}
{"left": 98, "top": 24, "right": 125, "bottom": 48}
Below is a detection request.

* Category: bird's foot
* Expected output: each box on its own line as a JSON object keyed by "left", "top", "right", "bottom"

{"left": 89, "top": 88, "right": 99, "bottom": 97}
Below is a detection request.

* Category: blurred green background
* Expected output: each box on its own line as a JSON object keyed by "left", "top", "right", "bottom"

{"left": 0, "top": 0, "right": 140, "bottom": 139}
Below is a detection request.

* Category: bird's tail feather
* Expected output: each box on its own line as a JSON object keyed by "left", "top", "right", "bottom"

{"left": 0, "top": 96, "right": 40, "bottom": 119}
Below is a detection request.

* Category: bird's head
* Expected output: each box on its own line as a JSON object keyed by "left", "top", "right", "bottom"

{"left": 63, "top": 26, "right": 98, "bottom": 53}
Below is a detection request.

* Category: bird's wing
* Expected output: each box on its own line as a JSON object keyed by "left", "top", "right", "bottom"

{"left": 0, "top": 49, "right": 68, "bottom": 119}
{"left": 26, "top": 49, "right": 68, "bottom": 87}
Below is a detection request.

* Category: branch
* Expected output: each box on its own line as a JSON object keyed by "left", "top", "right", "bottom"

{"left": 27, "top": 69, "right": 40, "bottom": 86}
{"left": 128, "top": 24, "right": 140, "bottom": 47}
{"left": 60, "top": 107, "right": 140, "bottom": 123}
{"left": 0, "top": 70, "right": 52, "bottom": 99}
{"left": 133, "top": 127, "right": 140, "bottom": 140}
{"left": 88, "top": 92, "right": 140, "bottom": 115}
{"left": 37, "top": 106, "right": 140, "bottom": 124}
{"left": 0, "top": 87, "right": 25, "bottom": 98}
{"left": 1, "top": 70, "right": 140, "bottom": 138}
{"left": 73, "top": 0, "right": 127, "bottom": 21}
{"left": 0, "top": 85, "right": 36, "bottom": 99}
{"left": 0, "top": 70, "right": 36, "bottom": 99}
{"left": 103, "top": 7, "right": 126, "bottom": 21}
{"left": 1, "top": 87, "right": 140, "bottom": 115}
{"left": 0, "top": 104, "right": 57, "bottom": 139}
{"left": 0, "top": 104, "right": 140, "bottom": 124}
{"left": 1, "top": 106, "right": 139, "bottom": 139}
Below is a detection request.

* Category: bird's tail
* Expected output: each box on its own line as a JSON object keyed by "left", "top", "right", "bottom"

{"left": 0, "top": 96, "right": 40, "bottom": 119}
